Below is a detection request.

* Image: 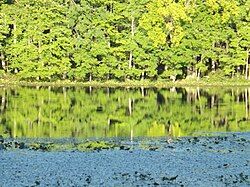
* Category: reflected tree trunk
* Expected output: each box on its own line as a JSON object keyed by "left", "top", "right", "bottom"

{"left": 106, "top": 87, "right": 110, "bottom": 97}
{"left": 49, "top": 110, "right": 52, "bottom": 138}
{"left": 38, "top": 107, "right": 41, "bottom": 126}
{"left": 128, "top": 98, "right": 132, "bottom": 116}
{"left": 13, "top": 101, "right": 17, "bottom": 138}
{"left": 0, "top": 90, "right": 6, "bottom": 113}
{"left": 197, "top": 87, "right": 203, "bottom": 114}
{"left": 130, "top": 124, "right": 133, "bottom": 142}
{"left": 141, "top": 87, "right": 144, "bottom": 97}
{"left": 13, "top": 119, "right": 17, "bottom": 138}
{"left": 63, "top": 87, "right": 67, "bottom": 102}
{"left": 245, "top": 89, "right": 248, "bottom": 119}
{"left": 48, "top": 87, "right": 52, "bottom": 138}
{"left": 236, "top": 88, "right": 239, "bottom": 103}
{"left": 245, "top": 49, "right": 249, "bottom": 80}
{"left": 128, "top": 97, "right": 133, "bottom": 142}
{"left": 211, "top": 95, "right": 215, "bottom": 108}
{"left": 170, "top": 87, "right": 176, "bottom": 93}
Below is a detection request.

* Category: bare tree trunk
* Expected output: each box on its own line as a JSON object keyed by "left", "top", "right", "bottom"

{"left": 129, "top": 52, "right": 133, "bottom": 69}
{"left": 89, "top": 73, "right": 92, "bottom": 82}
{"left": 141, "top": 72, "right": 145, "bottom": 81}
{"left": 13, "top": 23, "right": 18, "bottom": 73}
{"left": 212, "top": 60, "right": 216, "bottom": 72}
{"left": 62, "top": 72, "right": 67, "bottom": 79}
{"left": 0, "top": 53, "right": 6, "bottom": 70}
{"left": 211, "top": 42, "right": 216, "bottom": 73}
{"left": 13, "top": 23, "right": 17, "bottom": 44}
{"left": 128, "top": 17, "right": 135, "bottom": 70}
{"left": 197, "top": 69, "right": 201, "bottom": 80}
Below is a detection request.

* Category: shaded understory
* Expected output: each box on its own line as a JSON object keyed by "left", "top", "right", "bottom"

{"left": 0, "top": 133, "right": 249, "bottom": 186}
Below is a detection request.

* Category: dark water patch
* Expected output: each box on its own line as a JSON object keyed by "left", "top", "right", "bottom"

{"left": 0, "top": 132, "right": 249, "bottom": 153}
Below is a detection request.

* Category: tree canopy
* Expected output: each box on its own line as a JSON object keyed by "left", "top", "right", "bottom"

{"left": 0, "top": 0, "right": 249, "bottom": 81}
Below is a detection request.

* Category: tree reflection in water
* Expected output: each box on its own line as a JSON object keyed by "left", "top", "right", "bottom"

{"left": 0, "top": 86, "right": 249, "bottom": 138}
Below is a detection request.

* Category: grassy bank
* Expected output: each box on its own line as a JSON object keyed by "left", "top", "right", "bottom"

{"left": 1, "top": 77, "right": 250, "bottom": 88}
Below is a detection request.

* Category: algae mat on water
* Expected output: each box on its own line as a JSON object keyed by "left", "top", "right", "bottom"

{"left": 0, "top": 133, "right": 249, "bottom": 186}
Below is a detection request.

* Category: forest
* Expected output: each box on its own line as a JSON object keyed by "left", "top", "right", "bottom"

{"left": 0, "top": 0, "right": 249, "bottom": 82}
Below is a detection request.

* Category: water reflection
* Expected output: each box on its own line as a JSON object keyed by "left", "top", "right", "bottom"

{"left": 0, "top": 86, "right": 249, "bottom": 138}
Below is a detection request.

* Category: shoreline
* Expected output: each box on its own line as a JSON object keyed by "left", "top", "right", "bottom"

{"left": 2, "top": 79, "right": 250, "bottom": 88}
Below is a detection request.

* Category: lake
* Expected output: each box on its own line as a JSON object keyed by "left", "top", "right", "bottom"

{"left": 0, "top": 86, "right": 249, "bottom": 139}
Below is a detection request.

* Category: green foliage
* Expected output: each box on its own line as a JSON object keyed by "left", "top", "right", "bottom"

{"left": 0, "top": 0, "right": 249, "bottom": 81}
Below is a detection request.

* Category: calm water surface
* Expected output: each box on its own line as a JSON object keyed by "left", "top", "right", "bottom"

{"left": 0, "top": 86, "right": 249, "bottom": 138}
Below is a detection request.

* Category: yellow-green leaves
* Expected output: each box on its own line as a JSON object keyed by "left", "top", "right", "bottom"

{"left": 139, "top": 0, "right": 192, "bottom": 47}
{"left": 206, "top": 0, "right": 239, "bottom": 23}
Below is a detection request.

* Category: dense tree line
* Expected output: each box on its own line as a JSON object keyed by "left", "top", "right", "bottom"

{"left": 0, "top": 0, "right": 249, "bottom": 81}
{"left": 0, "top": 87, "right": 249, "bottom": 138}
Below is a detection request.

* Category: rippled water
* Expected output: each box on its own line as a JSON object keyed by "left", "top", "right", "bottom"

{"left": 0, "top": 86, "right": 249, "bottom": 138}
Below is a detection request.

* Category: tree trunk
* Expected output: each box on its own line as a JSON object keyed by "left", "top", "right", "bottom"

{"left": 141, "top": 72, "right": 144, "bottom": 81}
{"left": 89, "top": 73, "right": 92, "bottom": 82}
{"left": 0, "top": 52, "right": 6, "bottom": 70}
{"left": 13, "top": 23, "right": 17, "bottom": 44}
{"left": 197, "top": 69, "right": 201, "bottom": 80}
{"left": 212, "top": 60, "right": 216, "bottom": 72}
{"left": 129, "top": 17, "right": 135, "bottom": 69}
{"left": 13, "top": 23, "right": 18, "bottom": 73}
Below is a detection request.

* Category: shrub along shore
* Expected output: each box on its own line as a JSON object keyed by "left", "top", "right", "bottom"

{"left": 1, "top": 77, "right": 250, "bottom": 88}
